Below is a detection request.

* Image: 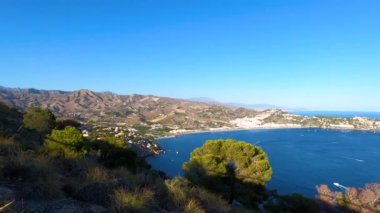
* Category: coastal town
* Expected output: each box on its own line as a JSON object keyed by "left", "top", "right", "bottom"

{"left": 229, "top": 109, "right": 380, "bottom": 130}
{"left": 79, "top": 122, "right": 162, "bottom": 157}
{"left": 74, "top": 109, "right": 380, "bottom": 158}
{"left": 163, "top": 109, "right": 380, "bottom": 136}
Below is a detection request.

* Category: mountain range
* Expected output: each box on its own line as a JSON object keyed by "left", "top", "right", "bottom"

{"left": 1, "top": 86, "right": 379, "bottom": 132}
{"left": 188, "top": 97, "right": 279, "bottom": 110}
{"left": 0, "top": 86, "right": 260, "bottom": 130}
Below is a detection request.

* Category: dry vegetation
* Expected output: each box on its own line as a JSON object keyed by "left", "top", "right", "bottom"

{"left": 1, "top": 101, "right": 379, "bottom": 212}
{"left": 316, "top": 183, "right": 380, "bottom": 212}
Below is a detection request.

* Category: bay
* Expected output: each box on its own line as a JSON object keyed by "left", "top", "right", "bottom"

{"left": 147, "top": 128, "right": 380, "bottom": 197}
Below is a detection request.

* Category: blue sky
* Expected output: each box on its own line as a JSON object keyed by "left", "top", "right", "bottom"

{"left": 0, "top": 0, "right": 379, "bottom": 111}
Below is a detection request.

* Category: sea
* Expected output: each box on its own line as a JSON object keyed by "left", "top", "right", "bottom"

{"left": 294, "top": 111, "right": 380, "bottom": 119}
{"left": 147, "top": 128, "right": 380, "bottom": 197}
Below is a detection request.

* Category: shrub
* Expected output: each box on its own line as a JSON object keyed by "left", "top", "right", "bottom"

{"left": 111, "top": 168, "right": 139, "bottom": 189}
{"left": 1, "top": 153, "right": 62, "bottom": 199}
{"left": 184, "top": 199, "right": 204, "bottom": 213}
{"left": 0, "top": 135, "right": 20, "bottom": 157}
{"left": 91, "top": 137, "right": 139, "bottom": 171}
{"left": 112, "top": 188, "right": 156, "bottom": 212}
{"left": 164, "top": 177, "right": 232, "bottom": 212}
{"left": 76, "top": 182, "right": 111, "bottom": 206}
{"left": 264, "top": 193, "right": 319, "bottom": 213}
{"left": 56, "top": 119, "right": 81, "bottom": 130}
{"left": 23, "top": 107, "right": 56, "bottom": 142}
{"left": 85, "top": 167, "right": 112, "bottom": 183}
{"left": 44, "top": 126, "right": 88, "bottom": 158}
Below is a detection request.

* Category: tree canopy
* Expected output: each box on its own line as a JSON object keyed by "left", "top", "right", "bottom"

{"left": 183, "top": 139, "right": 272, "bottom": 206}
{"left": 44, "top": 126, "right": 87, "bottom": 158}
{"left": 91, "top": 137, "right": 140, "bottom": 171}
{"left": 23, "top": 107, "right": 56, "bottom": 134}
{"left": 184, "top": 139, "right": 272, "bottom": 185}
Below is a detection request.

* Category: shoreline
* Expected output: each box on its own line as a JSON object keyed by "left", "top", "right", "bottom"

{"left": 156, "top": 126, "right": 380, "bottom": 140}
{"left": 156, "top": 126, "right": 302, "bottom": 139}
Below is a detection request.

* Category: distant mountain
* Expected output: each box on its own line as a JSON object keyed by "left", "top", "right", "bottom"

{"left": 0, "top": 86, "right": 261, "bottom": 130}
{"left": 189, "top": 97, "right": 280, "bottom": 110}
{"left": 225, "top": 103, "right": 280, "bottom": 110}
{"left": 188, "top": 97, "right": 219, "bottom": 104}
{"left": 1, "top": 86, "right": 379, "bottom": 132}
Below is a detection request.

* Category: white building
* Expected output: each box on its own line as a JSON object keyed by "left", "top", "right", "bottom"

{"left": 82, "top": 130, "right": 89, "bottom": 137}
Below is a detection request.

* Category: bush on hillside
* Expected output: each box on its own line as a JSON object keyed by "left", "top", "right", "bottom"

{"left": 0, "top": 102, "right": 22, "bottom": 134}
{"left": 44, "top": 126, "right": 88, "bottom": 158}
{"left": 1, "top": 153, "right": 62, "bottom": 199}
{"left": 112, "top": 187, "right": 156, "bottom": 212}
{"left": 163, "top": 177, "right": 234, "bottom": 212}
{"left": 0, "top": 135, "right": 20, "bottom": 157}
{"left": 90, "top": 137, "right": 140, "bottom": 171}
{"left": 23, "top": 107, "right": 56, "bottom": 136}
{"left": 264, "top": 193, "right": 320, "bottom": 213}
{"left": 56, "top": 119, "right": 81, "bottom": 130}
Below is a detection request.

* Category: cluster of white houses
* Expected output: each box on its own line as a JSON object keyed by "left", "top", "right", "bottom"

{"left": 79, "top": 124, "right": 161, "bottom": 156}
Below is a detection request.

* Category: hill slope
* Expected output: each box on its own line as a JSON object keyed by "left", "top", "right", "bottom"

{"left": 1, "top": 86, "right": 379, "bottom": 132}
{"left": 0, "top": 86, "right": 259, "bottom": 130}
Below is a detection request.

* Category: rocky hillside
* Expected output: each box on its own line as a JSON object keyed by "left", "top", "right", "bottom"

{"left": 0, "top": 86, "right": 260, "bottom": 130}
{"left": 1, "top": 86, "right": 379, "bottom": 132}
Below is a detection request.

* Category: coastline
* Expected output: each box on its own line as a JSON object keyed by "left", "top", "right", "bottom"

{"left": 155, "top": 112, "right": 380, "bottom": 141}
{"left": 156, "top": 126, "right": 380, "bottom": 140}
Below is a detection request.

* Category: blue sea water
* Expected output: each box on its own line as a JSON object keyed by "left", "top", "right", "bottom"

{"left": 147, "top": 128, "right": 380, "bottom": 197}
{"left": 294, "top": 111, "right": 380, "bottom": 119}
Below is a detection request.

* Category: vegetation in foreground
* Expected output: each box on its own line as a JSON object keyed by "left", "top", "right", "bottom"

{"left": 183, "top": 139, "right": 272, "bottom": 207}
{"left": 0, "top": 102, "right": 379, "bottom": 212}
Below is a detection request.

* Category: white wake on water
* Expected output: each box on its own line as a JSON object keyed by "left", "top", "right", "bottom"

{"left": 343, "top": 156, "right": 365, "bottom": 163}
{"left": 333, "top": 182, "right": 348, "bottom": 191}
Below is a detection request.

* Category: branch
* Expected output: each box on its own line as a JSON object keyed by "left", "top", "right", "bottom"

{"left": 0, "top": 200, "right": 15, "bottom": 211}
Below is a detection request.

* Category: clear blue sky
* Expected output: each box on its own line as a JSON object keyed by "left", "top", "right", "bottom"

{"left": 0, "top": 0, "right": 379, "bottom": 111}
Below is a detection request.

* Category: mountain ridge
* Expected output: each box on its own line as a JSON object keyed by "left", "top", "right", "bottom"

{"left": 0, "top": 86, "right": 261, "bottom": 130}
{"left": 188, "top": 97, "right": 280, "bottom": 110}
{"left": 1, "top": 86, "right": 380, "bottom": 132}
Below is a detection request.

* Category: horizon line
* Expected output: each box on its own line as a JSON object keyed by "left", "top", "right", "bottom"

{"left": 1, "top": 84, "right": 379, "bottom": 112}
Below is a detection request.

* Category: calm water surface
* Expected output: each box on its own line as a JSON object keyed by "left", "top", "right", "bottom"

{"left": 295, "top": 111, "right": 380, "bottom": 119}
{"left": 147, "top": 128, "right": 380, "bottom": 197}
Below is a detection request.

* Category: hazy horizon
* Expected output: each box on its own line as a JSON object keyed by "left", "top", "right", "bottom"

{"left": 1, "top": 1, "right": 380, "bottom": 111}
{"left": 2, "top": 84, "right": 380, "bottom": 112}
